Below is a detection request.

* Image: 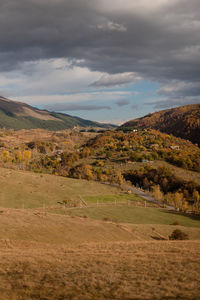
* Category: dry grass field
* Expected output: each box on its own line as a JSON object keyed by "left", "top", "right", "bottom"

{"left": 0, "top": 239, "right": 199, "bottom": 300}
{"left": 0, "top": 209, "right": 135, "bottom": 244}
{"left": 0, "top": 167, "right": 200, "bottom": 299}
{"left": 0, "top": 209, "right": 200, "bottom": 244}
{"left": 0, "top": 128, "right": 98, "bottom": 151}
{"left": 0, "top": 209, "right": 199, "bottom": 299}
{"left": 0, "top": 129, "right": 58, "bottom": 147}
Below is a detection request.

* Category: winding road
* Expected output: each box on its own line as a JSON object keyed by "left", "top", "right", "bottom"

{"left": 128, "top": 185, "right": 175, "bottom": 210}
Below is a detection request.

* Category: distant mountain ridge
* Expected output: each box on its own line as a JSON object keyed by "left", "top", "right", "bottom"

{"left": 0, "top": 96, "right": 114, "bottom": 130}
{"left": 121, "top": 104, "right": 200, "bottom": 146}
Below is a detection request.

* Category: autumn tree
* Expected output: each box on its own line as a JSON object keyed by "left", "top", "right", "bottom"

{"left": 80, "top": 147, "right": 91, "bottom": 158}
{"left": 14, "top": 150, "right": 22, "bottom": 163}
{"left": 69, "top": 163, "right": 93, "bottom": 180}
{"left": 182, "top": 201, "right": 189, "bottom": 213}
{"left": 0, "top": 150, "right": 11, "bottom": 163}
{"left": 116, "top": 170, "right": 124, "bottom": 186}
{"left": 23, "top": 150, "right": 31, "bottom": 164}
{"left": 173, "top": 192, "right": 184, "bottom": 211}
{"left": 164, "top": 192, "right": 174, "bottom": 206}
{"left": 152, "top": 185, "right": 163, "bottom": 202}
{"left": 143, "top": 177, "right": 150, "bottom": 190}
{"left": 193, "top": 190, "right": 200, "bottom": 212}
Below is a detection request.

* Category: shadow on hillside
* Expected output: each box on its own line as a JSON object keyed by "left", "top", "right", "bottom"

{"left": 160, "top": 209, "right": 200, "bottom": 222}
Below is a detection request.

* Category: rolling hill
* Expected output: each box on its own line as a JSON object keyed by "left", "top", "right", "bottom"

{"left": 0, "top": 96, "right": 113, "bottom": 130}
{"left": 121, "top": 104, "right": 200, "bottom": 146}
{"left": 0, "top": 168, "right": 200, "bottom": 299}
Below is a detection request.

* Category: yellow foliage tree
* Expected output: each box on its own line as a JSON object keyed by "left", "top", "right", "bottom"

{"left": 84, "top": 164, "right": 93, "bottom": 181}
{"left": 152, "top": 185, "right": 163, "bottom": 202}
{"left": 116, "top": 170, "right": 124, "bottom": 186}
{"left": 182, "top": 201, "right": 189, "bottom": 212}
{"left": 0, "top": 150, "right": 11, "bottom": 163}
{"left": 23, "top": 150, "right": 32, "bottom": 163}
{"left": 14, "top": 150, "right": 22, "bottom": 162}
{"left": 193, "top": 190, "right": 200, "bottom": 212}
{"left": 174, "top": 192, "right": 184, "bottom": 211}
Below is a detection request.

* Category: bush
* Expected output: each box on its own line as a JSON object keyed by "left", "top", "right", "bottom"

{"left": 33, "top": 169, "right": 43, "bottom": 173}
{"left": 103, "top": 217, "right": 111, "bottom": 222}
{"left": 169, "top": 229, "right": 189, "bottom": 240}
{"left": 170, "top": 221, "right": 180, "bottom": 226}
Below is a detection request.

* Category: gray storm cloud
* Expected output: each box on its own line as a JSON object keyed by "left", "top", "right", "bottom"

{"left": 90, "top": 73, "right": 139, "bottom": 87}
{"left": 46, "top": 103, "right": 111, "bottom": 111}
{"left": 0, "top": 0, "right": 200, "bottom": 102}
{"left": 146, "top": 97, "right": 200, "bottom": 109}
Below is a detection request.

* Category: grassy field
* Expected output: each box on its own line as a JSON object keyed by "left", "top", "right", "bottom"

{"left": 84, "top": 193, "right": 142, "bottom": 204}
{"left": 0, "top": 167, "right": 121, "bottom": 209}
{"left": 62, "top": 206, "right": 200, "bottom": 228}
{"left": 0, "top": 240, "right": 200, "bottom": 300}
{"left": 0, "top": 166, "right": 200, "bottom": 299}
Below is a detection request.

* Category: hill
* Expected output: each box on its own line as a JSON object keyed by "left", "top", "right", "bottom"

{"left": 121, "top": 104, "right": 200, "bottom": 146}
{"left": 0, "top": 168, "right": 200, "bottom": 299}
{"left": 86, "top": 129, "right": 200, "bottom": 172}
{"left": 0, "top": 199, "right": 200, "bottom": 299}
{"left": 0, "top": 96, "right": 113, "bottom": 130}
{"left": 0, "top": 219, "right": 199, "bottom": 300}
{"left": 1, "top": 127, "right": 200, "bottom": 212}
{"left": 0, "top": 167, "right": 121, "bottom": 209}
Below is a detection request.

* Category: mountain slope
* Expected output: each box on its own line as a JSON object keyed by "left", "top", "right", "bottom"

{"left": 121, "top": 104, "right": 200, "bottom": 146}
{"left": 0, "top": 96, "right": 113, "bottom": 130}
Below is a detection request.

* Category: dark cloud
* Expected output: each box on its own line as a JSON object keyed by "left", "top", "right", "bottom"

{"left": 115, "top": 99, "right": 130, "bottom": 107}
{"left": 158, "top": 81, "right": 200, "bottom": 98}
{"left": 90, "top": 73, "right": 139, "bottom": 87}
{"left": 0, "top": 0, "right": 200, "bottom": 102}
{"left": 46, "top": 103, "right": 111, "bottom": 111}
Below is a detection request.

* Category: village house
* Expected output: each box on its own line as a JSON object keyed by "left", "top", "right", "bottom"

{"left": 170, "top": 145, "right": 180, "bottom": 150}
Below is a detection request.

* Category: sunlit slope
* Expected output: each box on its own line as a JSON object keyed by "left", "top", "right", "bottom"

{"left": 0, "top": 96, "right": 113, "bottom": 130}
{"left": 0, "top": 240, "right": 200, "bottom": 300}
{"left": 0, "top": 167, "right": 120, "bottom": 209}
{"left": 122, "top": 104, "right": 200, "bottom": 146}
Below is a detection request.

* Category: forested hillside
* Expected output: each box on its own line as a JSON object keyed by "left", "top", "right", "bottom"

{"left": 1, "top": 128, "right": 200, "bottom": 212}
{"left": 122, "top": 104, "right": 200, "bottom": 146}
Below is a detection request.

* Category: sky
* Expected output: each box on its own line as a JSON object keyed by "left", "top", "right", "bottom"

{"left": 0, "top": 0, "right": 200, "bottom": 124}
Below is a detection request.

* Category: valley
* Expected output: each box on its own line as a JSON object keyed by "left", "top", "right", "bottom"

{"left": 1, "top": 1, "right": 200, "bottom": 299}
{"left": 0, "top": 103, "right": 199, "bottom": 299}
